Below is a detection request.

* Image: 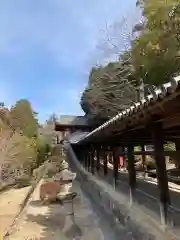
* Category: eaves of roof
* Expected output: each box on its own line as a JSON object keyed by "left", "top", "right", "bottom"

{"left": 75, "top": 76, "right": 180, "bottom": 144}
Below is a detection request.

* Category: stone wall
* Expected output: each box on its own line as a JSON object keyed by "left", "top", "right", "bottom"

{"left": 67, "top": 144, "right": 179, "bottom": 240}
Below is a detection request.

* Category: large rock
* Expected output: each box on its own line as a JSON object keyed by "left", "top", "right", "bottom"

{"left": 39, "top": 180, "right": 62, "bottom": 203}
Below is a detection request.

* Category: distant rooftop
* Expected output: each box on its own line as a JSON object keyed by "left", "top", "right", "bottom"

{"left": 55, "top": 115, "right": 89, "bottom": 127}
{"left": 66, "top": 130, "right": 89, "bottom": 144}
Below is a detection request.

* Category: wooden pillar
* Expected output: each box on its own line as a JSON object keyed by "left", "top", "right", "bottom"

{"left": 126, "top": 130, "right": 136, "bottom": 205}
{"left": 73, "top": 145, "right": 78, "bottom": 159}
{"left": 91, "top": 146, "right": 95, "bottom": 174}
{"left": 96, "top": 146, "right": 100, "bottom": 173}
{"left": 112, "top": 146, "right": 119, "bottom": 189}
{"left": 82, "top": 146, "right": 87, "bottom": 168}
{"left": 79, "top": 146, "right": 85, "bottom": 163}
{"left": 152, "top": 122, "right": 170, "bottom": 226}
{"left": 84, "top": 149, "right": 88, "bottom": 169}
{"left": 77, "top": 146, "right": 82, "bottom": 162}
{"left": 141, "top": 144, "right": 146, "bottom": 178}
{"left": 175, "top": 139, "right": 180, "bottom": 169}
{"left": 103, "top": 146, "right": 108, "bottom": 176}
{"left": 87, "top": 149, "right": 91, "bottom": 172}
{"left": 62, "top": 131, "right": 65, "bottom": 139}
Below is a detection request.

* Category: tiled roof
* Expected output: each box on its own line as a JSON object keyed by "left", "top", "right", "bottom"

{"left": 74, "top": 76, "right": 180, "bottom": 144}
{"left": 55, "top": 115, "right": 89, "bottom": 126}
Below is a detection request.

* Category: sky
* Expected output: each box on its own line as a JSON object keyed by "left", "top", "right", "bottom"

{"left": 0, "top": 0, "right": 139, "bottom": 123}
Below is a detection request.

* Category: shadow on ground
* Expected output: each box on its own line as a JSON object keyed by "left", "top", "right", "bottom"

{"left": 26, "top": 196, "right": 83, "bottom": 239}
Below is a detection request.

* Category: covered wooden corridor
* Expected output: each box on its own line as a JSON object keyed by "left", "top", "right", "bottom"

{"left": 68, "top": 76, "right": 180, "bottom": 233}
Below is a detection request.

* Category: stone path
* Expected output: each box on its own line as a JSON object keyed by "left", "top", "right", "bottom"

{"left": 5, "top": 179, "right": 118, "bottom": 240}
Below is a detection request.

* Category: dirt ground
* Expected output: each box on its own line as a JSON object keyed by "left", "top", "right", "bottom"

{"left": 4, "top": 179, "right": 107, "bottom": 240}
{"left": 0, "top": 186, "right": 32, "bottom": 238}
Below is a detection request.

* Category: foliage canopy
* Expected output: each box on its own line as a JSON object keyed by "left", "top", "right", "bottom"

{"left": 81, "top": 0, "right": 180, "bottom": 121}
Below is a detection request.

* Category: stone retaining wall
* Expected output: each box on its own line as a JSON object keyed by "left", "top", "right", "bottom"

{"left": 67, "top": 144, "right": 179, "bottom": 240}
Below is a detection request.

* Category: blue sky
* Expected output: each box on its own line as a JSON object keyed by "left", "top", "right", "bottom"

{"left": 0, "top": 0, "right": 138, "bottom": 122}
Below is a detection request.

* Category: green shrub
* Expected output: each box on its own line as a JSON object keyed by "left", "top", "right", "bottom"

{"left": 35, "top": 138, "right": 51, "bottom": 168}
